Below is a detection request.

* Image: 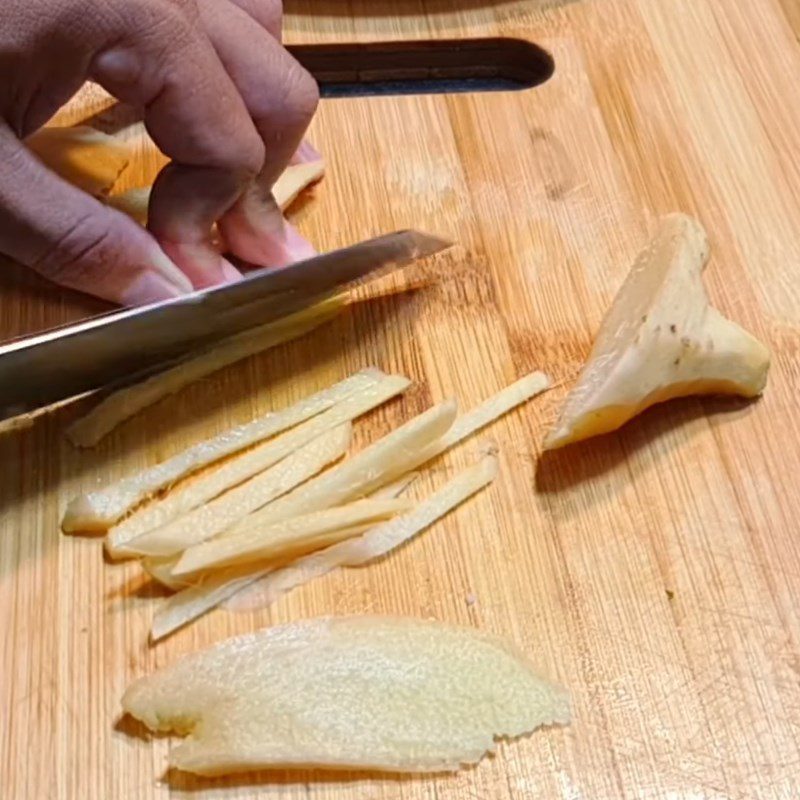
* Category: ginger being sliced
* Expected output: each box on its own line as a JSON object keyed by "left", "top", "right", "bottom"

{"left": 114, "top": 423, "right": 355, "bottom": 558}
{"left": 544, "top": 214, "right": 771, "bottom": 450}
{"left": 26, "top": 126, "right": 129, "bottom": 197}
{"left": 216, "top": 399, "right": 458, "bottom": 537}
{"left": 124, "top": 615, "right": 569, "bottom": 776}
{"left": 114, "top": 373, "right": 410, "bottom": 556}
{"left": 66, "top": 294, "right": 346, "bottom": 448}
{"left": 108, "top": 160, "right": 324, "bottom": 226}
{"left": 173, "top": 496, "right": 413, "bottom": 576}
{"left": 226, "top": 456, "right": 497, "bottom": 614}
{"left": 64, "top": 368, "right": 383, "bottom": 533}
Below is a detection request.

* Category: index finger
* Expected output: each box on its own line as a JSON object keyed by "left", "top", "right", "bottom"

{"left": 90, "top": 0, "right": 265, "bottom": 286}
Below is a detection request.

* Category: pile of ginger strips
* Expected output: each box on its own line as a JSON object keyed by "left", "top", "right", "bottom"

{"left": 62, "top": 364, "right": 550, "bottom": 640}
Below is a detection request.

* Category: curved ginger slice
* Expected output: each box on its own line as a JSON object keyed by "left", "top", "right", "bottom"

{"left": 26, "top": 126, "right": 128, "bottom": 197}
{"left": 544, "top": 214, "right": 770, "bottom": 449}
{"left": 123, "top": 615, "right": 569, "bottom": 776}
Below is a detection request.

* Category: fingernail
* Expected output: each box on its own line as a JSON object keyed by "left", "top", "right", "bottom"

{"left": 121, "top": 270, "right": 187, "bottom": 306}
{"left": 147, "top": 245, "right": 195, "bottom": 293}
{"left": 283, "top": 222, "right": 317, "bottom": 262}
{"left": 291, "top": 139, "right": 322, "bottom": 165}
{"left": 220, "top": 257, "right": 243, "bottom": 282}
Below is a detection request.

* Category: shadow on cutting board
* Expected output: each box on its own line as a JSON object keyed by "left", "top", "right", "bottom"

{"left": 535, "top": 394, "right": 756, "bottom": 500}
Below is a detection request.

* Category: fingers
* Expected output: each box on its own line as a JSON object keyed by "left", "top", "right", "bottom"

{"left": 227, "top": 0, "right": 283, "bottom": 39}
{"left": 0, "top": 121, "right": 192, "bottom": 305}
{"left": 89, "top": 0, "right": 265, "bottom": 287}
{"left": 198, "top": 0, "right": 319, "bottom": 266}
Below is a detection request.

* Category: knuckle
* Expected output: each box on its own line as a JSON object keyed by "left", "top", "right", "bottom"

{"left": 256, "top": 63, "right": 319, "bottom": 131}
{"left": 31, "top": 212, "right": 117, "bottom": 288}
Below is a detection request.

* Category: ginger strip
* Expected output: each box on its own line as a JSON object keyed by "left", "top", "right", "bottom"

{"left": 217, "top": 399, "right": 458, "bottom": 536}
{"left": 115, "top": 423, "right": 353, "bottom": 558}
{"left": 226, "top": 457, "right": 497, "bottom": 613}
{"left": 227, "top": 372, "right": 546, "bottom": 611}
{"left": 125, "top": 615, "right": 569, "bottom": 775}
{"left": 66, "top": 295, "right": 346, "bottom": 448}
{"left": 108, "top": 375, "right": 410, "bottom": 554}
{"left": 64, "top": 368, "right": 384, "bottom": 532}
{"left": 173, "top": 497, "right": 412, "bottom": 576}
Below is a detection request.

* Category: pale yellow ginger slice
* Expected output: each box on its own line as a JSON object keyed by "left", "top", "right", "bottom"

{"left": 273, "top": 160, "right": 325, "bottom": 209}
{"left": 64, "top": 369, "right": 382, "bottom": 533}
{"left": 227, "top": 456, "right": 497, "bottom": 613}
{"left": 108, "top": 375, "right": 410, "bottom": 555}
{"left": 114, "top": 423, "right": 355, "bottom": 558}
{"left": 544, "top": 214, "right": 771, "bottom": 450}
{"left": 66, "top": 295, "right": 346, "bottom": 448}
{"left": 124, "top": 615, "right": 569, "bottom": 775}
{"left": 26, "top": 125, "right": 129, "bottom": 197}
{"left": 173, "top": 497, "right": 413, "bottom": 576}
{"left": 217, "top": 399, "right": 458, "bottom": 537}
{"left": 108, "top": 160, "right": 324, "bottom": 226}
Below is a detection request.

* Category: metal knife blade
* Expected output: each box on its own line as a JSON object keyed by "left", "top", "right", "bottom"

{"left": 0, "top": 230, "right": 450, "bottom": 420}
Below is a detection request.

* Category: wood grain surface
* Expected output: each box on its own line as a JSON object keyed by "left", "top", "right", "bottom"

{"left": 3, "top": 0, "right": 800, "bottom": 797}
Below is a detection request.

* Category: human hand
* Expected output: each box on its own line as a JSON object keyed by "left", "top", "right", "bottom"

{"left": 0, "top": 0, "right": 319, "bottom": 305}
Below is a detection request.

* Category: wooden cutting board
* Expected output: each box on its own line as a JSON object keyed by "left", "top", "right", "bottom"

{"left": 3, "top": 1, "right": 800, "bottom": 797}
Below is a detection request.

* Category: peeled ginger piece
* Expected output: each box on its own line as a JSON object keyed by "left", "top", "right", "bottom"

{"left": 122, "top": 615, "right": 569, "bottom": 776}
{"left": 26, "top": 126, "right": 129, "bottom": 197}
{"left": 545, "top": 214, "right": 770, "bottom": 449}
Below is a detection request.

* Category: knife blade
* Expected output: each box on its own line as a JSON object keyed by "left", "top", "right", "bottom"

{"left": 0, "top": 230, "right": 450, "bottom": 420}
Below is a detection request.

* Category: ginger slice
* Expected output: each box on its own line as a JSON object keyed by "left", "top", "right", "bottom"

{"left": 64, "top": 368, "right": 383, "bottom": 533}
{"left": 26, "top": 125, "right": 129, "bottom": 197}
{"left": 115, "top": 374, "right": 410, "bottom": 556}
{"left": 226, "top": 456, "right": 497, "bottom": 614}
{"left": 66, "top": 294, "right": 346, "bottom": 448}
{"left": 173, "top": 496, "right": 412, "bottom": 576}
{"left": 108, "top": 160, "right": 324, "bottom": 225}
{"left": 124, "top": 615, "right": 569, "bottom": 776}
{"left": 544, "top": 214, "right": 771, "bottom": 449}
{"left": 114, "top": 424, "right": 354, "bottom": 559}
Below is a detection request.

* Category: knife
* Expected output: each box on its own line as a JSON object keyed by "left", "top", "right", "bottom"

{"left": 0, "top": 230, "right": 450, "bottom": 421}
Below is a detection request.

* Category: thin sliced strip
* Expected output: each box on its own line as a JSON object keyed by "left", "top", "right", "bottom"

{"left": 369, "top": 472, "right": 419, "bottom": 500}
{"left": 108, "top": 375, "right": 410, "bottom": 551}
{"left": 125, "top": 615, "right": 569, "bottom": 775}
{"left": 151, "top": 567, "right": 259, "bottom": 642}
{"left": 226, "top": 457, "right": 497, "bottom": 613}
{"left": 64, "top": 369, "right": 383, "bottom": 532}
{"left": 66, "top": 294, "right": 346, "bottom": 448}
{"left": 427, "top": 371, "right": 550, "bottom": 459}
{"left": 26, "top": 125, "right": 129, "bottom": 197}
{"left": 113, "top": 423, "right": 352, "bottom": 558}
{"left": 219, "top": 399, "right": 458, "bottom": 539}
{"left": 173, "top": 497, "right": 413, "bottom": 576}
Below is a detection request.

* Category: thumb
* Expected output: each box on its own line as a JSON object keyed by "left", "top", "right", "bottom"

{"left": 0, "top": 122, "right": 192, "bottom": 306}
